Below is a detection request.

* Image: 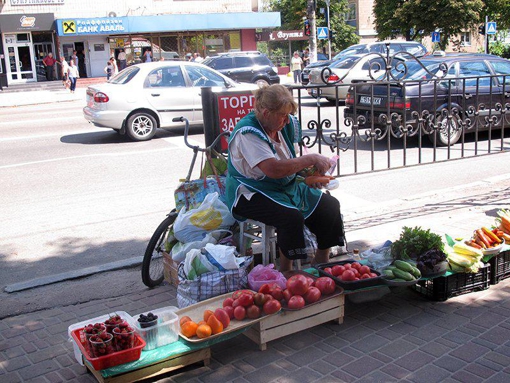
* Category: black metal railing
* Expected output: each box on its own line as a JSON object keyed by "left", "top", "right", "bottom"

{"left": 288, "top": 51, "right": 510, "bottom": 177}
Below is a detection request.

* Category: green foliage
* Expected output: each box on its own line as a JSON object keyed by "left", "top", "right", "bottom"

{"left": 391, "top": 226, "right": 444, "bottom": 261}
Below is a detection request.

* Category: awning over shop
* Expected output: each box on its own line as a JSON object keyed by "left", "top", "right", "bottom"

{"left": 55, "top": 12, "right": 281, "bottom": 36}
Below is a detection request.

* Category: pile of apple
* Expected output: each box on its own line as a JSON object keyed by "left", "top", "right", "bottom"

{"left": 258, "top": 274, "right": 336, "bottom": 310}
{"left": 323, "top": 262, "right": 378, "bottom": 282}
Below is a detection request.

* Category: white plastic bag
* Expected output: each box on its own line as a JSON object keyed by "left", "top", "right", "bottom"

{"left": 171, "top": 232, "right": 217, "bottom": 263}
{"left": 203, "top": 243, "right": 239, "bottom": 270}
{"left": 174, "top": 192, "right": 235, "bottom": 243}
{"left": 183, "top": 249, "right": 218, "bottom": 280}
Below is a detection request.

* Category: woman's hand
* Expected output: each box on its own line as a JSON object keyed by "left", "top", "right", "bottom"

{"left": 307, "top": 153, "right": 331, "bottom": 175}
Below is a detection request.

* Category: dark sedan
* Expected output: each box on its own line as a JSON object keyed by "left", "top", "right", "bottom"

{"left": 344, "top": 53, "right": 510, "bottom": 146}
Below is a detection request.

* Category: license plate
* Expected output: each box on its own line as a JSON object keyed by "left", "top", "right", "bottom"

{"left": 359, "top": 96, "right": 382, "bottom": 106}
{"left": 302, "top": 73, "right": 309, "bottom": 79}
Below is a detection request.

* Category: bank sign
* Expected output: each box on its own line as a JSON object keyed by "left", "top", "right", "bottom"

{"left": 58, "top": 17, "right": 127, "bottom": 35}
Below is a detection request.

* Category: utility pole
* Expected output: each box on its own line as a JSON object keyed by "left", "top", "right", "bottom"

{"left": 307, "top": 0, "right": 317, "bottom": 63}
{"left": 325, "top": 0, "right": 331, "bottom": 59}
{"left": 485, "top": 15, "right": 488, "bottom": 54}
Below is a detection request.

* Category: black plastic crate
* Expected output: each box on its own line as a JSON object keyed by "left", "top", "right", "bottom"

{"left": 489, "top": 251, "right": 510, "bottom": 285}
{"left": 410, "top": 263, "right": 490, "bottom": 301}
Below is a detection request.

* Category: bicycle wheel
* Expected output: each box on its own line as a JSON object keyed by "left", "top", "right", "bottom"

{"left": 142, "top": 211, "right": 177, "bottom": 288}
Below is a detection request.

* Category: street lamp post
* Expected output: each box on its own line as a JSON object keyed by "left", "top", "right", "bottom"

{"left": 325, "top": 0, "right": 331, "bottom": 59}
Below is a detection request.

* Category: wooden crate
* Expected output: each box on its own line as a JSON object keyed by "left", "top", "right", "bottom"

{"left": 162, "top": 252, "right": 180, "bottom": 286}
{"left": 84, "top": 348, "right": 210, "bottom": 383}
{"left": 243, "top": 294, "right": 344, "bottom": 351}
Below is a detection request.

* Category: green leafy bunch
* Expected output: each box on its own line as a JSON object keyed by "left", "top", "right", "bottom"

{"left": 391, "top": 226, "right": 444, "bottom": 261}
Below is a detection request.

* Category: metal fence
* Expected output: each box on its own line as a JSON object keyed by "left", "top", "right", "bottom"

{"left": 287, "top": 54, "right": 510, "bottom": 178}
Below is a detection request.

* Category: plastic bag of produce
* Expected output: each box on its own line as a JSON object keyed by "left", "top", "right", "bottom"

{"left": 361, "top": 240, "right": 393, "bottom": 271}
{"left": 177, "top": 256, "right": 253, "bottom": 308}
{"left": 173, "top": 192, "right": 235, "bottom": 243}
{"left": 247, "top": 264, "right": 287, "bottom": 291}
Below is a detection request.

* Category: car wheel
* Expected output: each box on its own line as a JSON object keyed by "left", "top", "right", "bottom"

{"left": 429, "top": 113, "right": 462, "bottom": 146}
{"left": 255, "top": 78, "right": 269, "bottom": 87}
{"left": 126, "top": 112, "right": 157, "bottom": 141}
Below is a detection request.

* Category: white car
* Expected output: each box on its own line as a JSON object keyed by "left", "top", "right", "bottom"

{"left": 307, "top": 54, "right": 401, "bottom": 103}
{"left": 83, "top": 61, "right": 258, "bottom": 141}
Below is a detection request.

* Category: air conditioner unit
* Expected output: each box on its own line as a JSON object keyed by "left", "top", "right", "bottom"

{"left": 108, "top": 11, "right": 117, "bottom": 18}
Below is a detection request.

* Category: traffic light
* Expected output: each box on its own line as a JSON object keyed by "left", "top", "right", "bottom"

{"left": 478, "top": 25, "right": 485, "bottom": 35}
{"left": 304, "top": 20, "right": 311, "bottom": 36}
{"left": 329, "top": 29, "right": 335, "bottom": 40}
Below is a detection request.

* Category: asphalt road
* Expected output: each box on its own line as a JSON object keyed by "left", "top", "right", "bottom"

{"left": 0, "top": 93, "right": 509, "bottom": 319}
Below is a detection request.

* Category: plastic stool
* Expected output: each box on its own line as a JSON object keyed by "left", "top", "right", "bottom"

{"left": 239, "top": 219, "right": 277, "bottom": 266}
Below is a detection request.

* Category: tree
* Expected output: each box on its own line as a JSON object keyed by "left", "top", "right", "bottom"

{"left": 267, "top": 0, "right": 359, "bottom": 56}
{"left": 373, "top": 0, "right": 483, "bottom": 49}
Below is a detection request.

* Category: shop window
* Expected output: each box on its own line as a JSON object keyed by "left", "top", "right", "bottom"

{"left": 17, "top": 33, "right": 30, "bottom": 42}
{"left": 460, "top": 32, "right": 471, "bottom": 47}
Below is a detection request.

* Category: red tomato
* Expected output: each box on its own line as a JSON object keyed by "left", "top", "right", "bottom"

{"left": 246, "top": 305, "right": 261, "bottom": 319}
{"left": 369, "top": 273, "right": 378, "bottom": 278}
{"left": 342, "top": 270, "right": 356, "bottom": 281}
{"left": 360, "top": 274, "right": 371, "bottom": 279}
{"left": 263, "top": 299, "right": 281, "bottom": 315}
{"left": 253, "top": 292, "right": 268, "bottom": 307}
{"left": 282, "top": 289, "right": 292, "bottom": 302}
{"left": 324, "top": 267, "right": 333, "bottom": 275}
{"left": 214, "top": 308, "right": 231, "bottom": 328}
{"left": 233, "top": 306, "right": 246, "bottom": 320}
{"left": 270, "top": 287, "right": 284, "bottom": 301}
{"left": 343, "top": 263, "right": 352, "bottom": 270}
{"left": 258, "top": 284, "right": 272, "bottom": 294}
{"left": 314, "top": 277, "right": 336, "bottom": 295}
{"left": 223, "top": 305, "right": 235, "bottom": 319}
{"left": 303, "top": 286, "right": 322, "bottom": 303}
{"left": 232, "top": 290, "right": 255, "bottom": 300}
{"left": 359, "top": 265, "right": 371, "bottom": 275}
{"left": 286, "top": 275, "right": 309, "bottom": 296}
{"left": 331, "top": 265, "right": 344, "bottom": 277}
{"left": 264, "top": 294, "right": 274, "bottom": 303}
{"left": 232, "top": 298, "right": 242, "bottom": 308}
{"left": 305, "top": 276, "right": 315, "bottom": 287}
{"left": 351, "top": 262, "right": 362, "bottom": 270}
{"left": 223, "top": 298, "right": 234, "bottom": 307}
{"left": 287, "top": 295, "right": 305, "bottom": 310}
{"left": 238, "top": 293, "right": 254, "bottom": 307}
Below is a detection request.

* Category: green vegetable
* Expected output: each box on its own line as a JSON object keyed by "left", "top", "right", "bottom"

{"left": 391, "top": 226, "right": 444, "bottom": 261}
{"left": 392, "top": 268, "right": 415, "bottom": 281}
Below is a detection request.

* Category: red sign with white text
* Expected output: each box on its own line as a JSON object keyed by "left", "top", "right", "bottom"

{"left": 216, "top": 93, "right": 255, "bottom": 150}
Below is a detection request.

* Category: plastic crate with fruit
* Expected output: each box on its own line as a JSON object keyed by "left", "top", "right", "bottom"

{"left": 314, "top": 260, "right": 384, "bottom": 290}
{"left": 134, "top": 306, "right": 179, "bottom": 351}
{"left": 489, "top": 250, "right": 510, "bottom": 285}
{"left": 67, "top": 311, "right": 135, "bottom": 366}
{"left": 411, "top": 263, "right": 491, "bottom": 301}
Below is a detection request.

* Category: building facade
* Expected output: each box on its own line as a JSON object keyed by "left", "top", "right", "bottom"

{"left": 0, "top": 0, "right": 280, "bottom": 87}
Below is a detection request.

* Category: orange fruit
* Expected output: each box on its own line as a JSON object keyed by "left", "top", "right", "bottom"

{"left": 181, "top": 321, "right": 198, "bottom": 338}
{"left": 196, "top": 324, "right": 212, "bottom": 339}
{"left": 206, "top": 314, "right": 224, "bottom": 335}
{"left": 179, "top": 315, "right": 192, "bottom": 327}
{"left": 203, "top": 309, "right": 214, "bottom": 322}
{"left": 197, "top": 320, "right": 207, "bottom": 327}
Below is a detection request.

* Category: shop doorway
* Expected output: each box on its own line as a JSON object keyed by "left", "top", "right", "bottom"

{"left": 4, "top": 33, "right": 36, "bottom": 83}
{"left": 74, "top": 42, "right": 88, "bottom": 78}
{"left": 33, "top": 42, "right": 53, "bottom": 81}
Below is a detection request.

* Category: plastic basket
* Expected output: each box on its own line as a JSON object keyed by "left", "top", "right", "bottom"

{"left": 489, "top": 250, "right": 510, "bottom": 285}
{"left": 314, "top": 260, "right": 383, "bottom": 291}
{"left": 411, "top": 263, "right": 490, "bottom": 301}
{"left": 71, "top": 328, "right": 145, "bottom": 370}
{"left": 133, "top": 306, "right": 179, "bottom": 351}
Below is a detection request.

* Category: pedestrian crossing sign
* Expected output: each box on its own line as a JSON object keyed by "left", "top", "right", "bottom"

{"left": 317, "top": 27, "right": 328, "bottom": 40}
{"left": 486, "top": 22, "right": 497, "bottom": 35}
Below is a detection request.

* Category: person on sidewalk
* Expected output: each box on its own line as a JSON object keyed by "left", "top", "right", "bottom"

{"left": 143, "top": 50, "right": 152, "bottom": 63}
{"left": 117, "top": 48, "right": 127, "bottom": 70}
{"left": 291, "top": 51, "right": 304, "bottom": 84}
{"left": 225, "top": 84, "right": 345, "bottom": 272}
{"left": 68, "top": 59, "right": 80, "bottom": 93}
{"left": 104, "top": 60, "right": 114, "bottom": 80}
{"left": 42, "top": 53, "right": 57, "bottom": 81}
{"left": 57, "top": 56, "right": 70, "bottom": 89}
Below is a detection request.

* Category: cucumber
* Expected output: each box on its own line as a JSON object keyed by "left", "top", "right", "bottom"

{"left": 394, "top": 260, "right": 414, "bottom": 273}
{"left": 409, "top": 266, "right": 421, "bottom": 278}
{"left": 392, "top": 278, "right": 407, "bottom": 282}
{"left": 385, "top": 265, "right": 398, "bottom": 272}
{"left": 392, "top": 268, "right": 415, "bottom": 281}
{"left": 382, "top": 270, "right": 395, "bottom": 279}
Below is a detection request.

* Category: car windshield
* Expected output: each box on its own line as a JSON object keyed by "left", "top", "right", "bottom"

{"left": 403, "top": 61, "right": 445, "bottom": 80}
{"left": 109, "top": 66, "right": 140, "bottom": 84}
{"left": 329, "top": 56, "right": 360, "bottom": 69}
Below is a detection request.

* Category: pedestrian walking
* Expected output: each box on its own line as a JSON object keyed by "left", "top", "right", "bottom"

{"left": 42, "top": 52, "right": 57, "bottom": 81}
{"left": 68, "top": 59, "right": 80, "bottom": 93}
{"left": 58, "top": 56, "right": 70, "bottom": 89}
{"left": 71, "top": 51, "right": 79, "bottom": 70}
{"left": 291, "top": 51, "right": 303, "bottom": 84}
{"left": 117, "top": 48, "right": 127, "bottom": 70}
{"left": 143, "top": 50, "right": 152, "bottom": 63}
{"left": 104, "top": 60, "right": 114, "bottom": 80}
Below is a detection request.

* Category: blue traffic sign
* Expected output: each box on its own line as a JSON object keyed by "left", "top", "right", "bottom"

{"left": 317, "top": 27, "right": 328, "bottom": 40}
{"left": 486, "top": 22, "right": 497, "bottom": 35}
{"left": 431, "top": 31, "right": 440, "bottom": 43}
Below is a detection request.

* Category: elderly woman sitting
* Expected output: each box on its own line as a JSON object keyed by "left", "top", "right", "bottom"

{"left": 225, "top": 84, "right": 345, "bottom": 271}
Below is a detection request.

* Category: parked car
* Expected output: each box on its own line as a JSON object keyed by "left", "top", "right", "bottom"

{"left": 307, "top": 53, "right": 404, "bottom": 103}
{"left": 202, "top": 51, "right": 280, "bottom": 86}
{"left": 301, "top": 52, "right": 331, "bottom": 85}
{"left": 344, "top": 53, "right": 510, "bottom": 146}
{"left": 334, "top": 40, "right": 428, "bottom": 59}
{"left": 83, "top": 61, "right": 258, "bottom": 141}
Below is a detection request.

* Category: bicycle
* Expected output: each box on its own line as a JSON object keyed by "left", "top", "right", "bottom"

{"left": 141, "top": 117, "right": 229, "bottom": 288}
